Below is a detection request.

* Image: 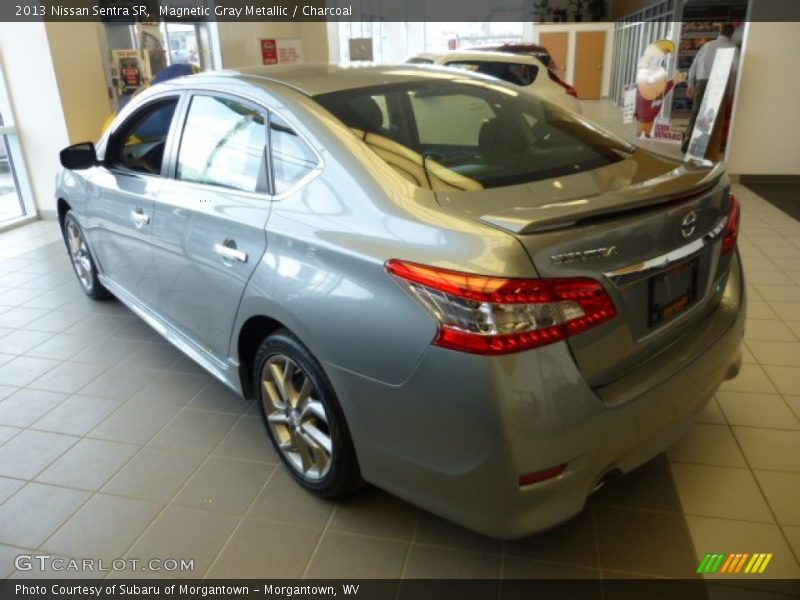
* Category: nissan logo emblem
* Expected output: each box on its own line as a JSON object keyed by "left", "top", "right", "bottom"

{"left": 681, "top": 210, "right": 698, "bottom": 239}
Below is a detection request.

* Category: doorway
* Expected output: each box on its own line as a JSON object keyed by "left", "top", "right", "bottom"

{"left": 574, "top": 31, "right": 606, "bottom": 99}
{"left": 539, "top": 32, "right": 569, "bottom": 81}
{"left": 0, "top": 67, "right": 34, "bottom": 227}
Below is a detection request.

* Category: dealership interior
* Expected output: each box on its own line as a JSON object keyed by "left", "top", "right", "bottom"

{"left": 0, "top": 0, "right": 799, "bottom": 590}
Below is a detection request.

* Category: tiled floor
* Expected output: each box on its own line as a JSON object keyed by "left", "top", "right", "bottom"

{"left": 0, "top": 102, "right": 799, "bottom": 585}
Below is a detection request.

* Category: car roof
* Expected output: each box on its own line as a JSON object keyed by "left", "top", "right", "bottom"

{"left": 169, "top": 63, "right": 494, "bottom": 97}
{"left": 411, "top": 50, "right": 546, "bottom": 67}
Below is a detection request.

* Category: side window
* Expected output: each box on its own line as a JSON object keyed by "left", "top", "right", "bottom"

{"left": 177, "top": 95, "right": 267, "bottom": 193}
{"left": 446, "top": 61, "right": 539, "bottom": 86}
{"left": 111, "top": 98, "right": 178, "bottom": 175}
{"left": 269, "top": 113, "right": 318, "bottom": 194}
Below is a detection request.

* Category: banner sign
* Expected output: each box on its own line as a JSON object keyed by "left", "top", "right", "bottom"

{"left": 685, "top": 47, "right": 736, "bottom": 160}
{"left": 261, "top": 38, "right": 303, "bottom": 65}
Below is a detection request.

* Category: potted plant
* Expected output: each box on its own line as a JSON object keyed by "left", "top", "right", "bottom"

{"left": 553, "top": 7, "right": 568, "bottom": 22}
{"left": 568, "top": 0, "right": 586, "bottom": 21}
{"left": 588, "top": 0, "right": 606, "bottom": 21}
{"left": 533, "top": 0, "right": 552, "bottom": 22}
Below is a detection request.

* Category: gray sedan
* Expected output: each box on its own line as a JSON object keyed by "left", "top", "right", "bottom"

{"left": 56, "top": 65, "right": 744, "bottom": 538}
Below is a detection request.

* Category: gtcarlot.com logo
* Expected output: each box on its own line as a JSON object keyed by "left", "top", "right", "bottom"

{"left": 696, "top": 552, "right": 773, "bottom": 575}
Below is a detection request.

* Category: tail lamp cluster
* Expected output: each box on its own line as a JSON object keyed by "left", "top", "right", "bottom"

{"left": 722, "top": 193, "right": 741, "bottom": 254}
{"left": 386, "top": 260, "right": 616, "bottom": 356}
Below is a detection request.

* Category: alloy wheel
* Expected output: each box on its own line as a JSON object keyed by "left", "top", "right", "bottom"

{"left": 66, "top": 219, "right": 93, "bottom": 292}
{"left": 261, "top": 354, "right": 333, "bottom": 481}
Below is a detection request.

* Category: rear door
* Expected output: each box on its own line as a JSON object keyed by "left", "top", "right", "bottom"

{"left": 151, "top": 92, "right": 273, "bottom": 362}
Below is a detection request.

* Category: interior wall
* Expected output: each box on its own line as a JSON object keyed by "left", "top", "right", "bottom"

{"left": 0, "top": 23, "right": 70, "bottom": 216}
{"left": 46, "top": 22, "right": 112, "bottom": 144}
{"left": 726, "top": 19, "right": 800, "bottom": 175}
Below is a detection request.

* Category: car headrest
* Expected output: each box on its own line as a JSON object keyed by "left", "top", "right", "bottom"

{"left": 345, "top": 96, "right": 384, "bottom": 133}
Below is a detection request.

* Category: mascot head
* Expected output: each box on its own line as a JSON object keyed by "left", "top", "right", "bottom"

{"left": 636, "top": 40, "right": 675, "bottom": 101}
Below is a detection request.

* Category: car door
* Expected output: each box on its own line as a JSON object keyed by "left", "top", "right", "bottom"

{"left": 85, "top": 94, "right": 183, "bottom": 304}
{"left": 150, "top": 92, "right": 277, "bottom": 363}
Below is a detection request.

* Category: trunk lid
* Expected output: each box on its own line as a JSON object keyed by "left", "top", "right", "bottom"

{"left": 435, "top": 149, "right": 735, "bottom": 390}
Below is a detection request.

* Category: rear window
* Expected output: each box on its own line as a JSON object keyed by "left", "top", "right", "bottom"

{"left": 314, "top": 81, "right": 629, "bottom": 191}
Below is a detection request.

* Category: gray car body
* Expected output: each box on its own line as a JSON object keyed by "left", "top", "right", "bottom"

{"left": 56, "top": 65, "right": 745, "bottom": 538}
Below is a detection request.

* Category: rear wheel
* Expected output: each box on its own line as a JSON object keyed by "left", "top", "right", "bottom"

{"left": 63, "top": 211, "right": 112, "bottom": 301}
{"left": 254, "top": 330, "right": 362, "bottom": 499}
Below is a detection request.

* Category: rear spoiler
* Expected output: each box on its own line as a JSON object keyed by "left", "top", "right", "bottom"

{"left": 480, "top": 162, "right": 726, "bottom": 234}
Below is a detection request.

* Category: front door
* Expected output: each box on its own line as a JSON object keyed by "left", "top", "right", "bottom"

{"left": 85, "top": 96, "right": 181, "bottom": 303}
{"left": 151, "top": 93, "right": 272, "bottom": 363}
{"left": 574, "top": 31, "right": 606, "bottom": 100}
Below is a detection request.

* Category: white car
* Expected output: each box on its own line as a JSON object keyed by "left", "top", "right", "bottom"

{"left": 408, "top": 50, "right": 582, "bottom": 113}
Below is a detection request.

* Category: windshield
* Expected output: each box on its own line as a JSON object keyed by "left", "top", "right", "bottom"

{"left": 314, "top": 81, "right": 631, "bottom": 191}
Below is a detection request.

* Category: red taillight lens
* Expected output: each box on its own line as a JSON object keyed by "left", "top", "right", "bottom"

{"left": 386, "top": 260, "right": 616, "bottom": 355}
{"left": 722, "top": 194, "right": 740, "bottom": 254}
{"left": 519, "top": 464, "right": 566, "bottom": 487}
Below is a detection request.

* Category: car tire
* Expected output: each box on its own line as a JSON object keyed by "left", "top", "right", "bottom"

{"left": 62, "top": 211, "right": 113, "bottom": 301}
{"left": 254, "top": 329, "right": 363, "bottom": 499}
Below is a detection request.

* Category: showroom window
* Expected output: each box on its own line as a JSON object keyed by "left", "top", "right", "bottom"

{"left": 110, "top": 99, "right": 178, "bottom": 176}
{"left": 177, "top": 95, "right": 267, "bottom": 193}
{"left": 269, "top": 113, "right": 318, "bottom": 195}
{"left": 0, "top": 66, "right": 35, "bottom": 227}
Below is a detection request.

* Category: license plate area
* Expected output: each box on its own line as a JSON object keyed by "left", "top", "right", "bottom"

{"left": 648, "top": 257, "right": 699, "bottom": 326}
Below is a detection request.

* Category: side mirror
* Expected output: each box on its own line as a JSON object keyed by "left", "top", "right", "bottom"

{"left": 60, "top": 142, "right": 98, "bottom": 170}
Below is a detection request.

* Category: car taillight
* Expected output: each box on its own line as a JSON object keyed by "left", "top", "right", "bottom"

{"left": 722, "top": 194, "right": 740, "bottom": 254}
{"left": 385, "top": 260, "right": 616, "bottom": 355}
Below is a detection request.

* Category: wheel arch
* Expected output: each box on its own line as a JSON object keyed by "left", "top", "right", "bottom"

{"left": 236, "top": 314, "right": 288, "bottom": 400}
{"left": 57, "top": 198, "right": 71, "bottom": 233}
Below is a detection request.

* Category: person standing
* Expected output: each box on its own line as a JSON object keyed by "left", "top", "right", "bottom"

{"left": 681, "top": 23, "right": 740, "bottom": 153}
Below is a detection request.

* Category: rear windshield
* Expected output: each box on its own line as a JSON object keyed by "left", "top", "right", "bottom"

{"left": 443, "top": 60, "right": 539, "bottom": 86}
{"left": 314, "top": 81, "right": 630, "bottom": 191}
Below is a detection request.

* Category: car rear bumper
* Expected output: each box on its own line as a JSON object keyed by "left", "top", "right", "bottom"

{"left": 325, "top": 252, "right": 745, "bottom": 539}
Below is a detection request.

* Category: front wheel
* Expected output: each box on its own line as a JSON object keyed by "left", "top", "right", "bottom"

{"left": 254, "top": 330, "right": 363, "bottom": 499}
{"left": 62, "top": 211, "right": 112, "bottom": 301}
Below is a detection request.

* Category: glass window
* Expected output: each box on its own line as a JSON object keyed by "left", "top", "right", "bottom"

{"left": 315, "top": 82, "right": 630, "bottom": 191}
{"left": 444, "top": 61, "right": 539, "bottom": 86}
{"left": 111, "top": 99, "right": 178, "bottom": 175}
{"left": 177, "top": 95, "right": 266, "bottom": 192}
{"left": 270, "top": 113, "right": 318, "bottom": 194}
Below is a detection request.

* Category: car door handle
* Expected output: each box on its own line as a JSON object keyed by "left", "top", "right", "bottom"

{"left": 130, "top": 210, "right": 150, "bottom": 228}
{"left": 213, "top": 242, "right": 248, "bottom": 264}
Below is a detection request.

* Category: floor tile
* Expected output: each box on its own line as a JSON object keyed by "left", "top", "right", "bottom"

{"left": 89, "top": 401, "right": 180, "bottom": 445}
{"left": 733, "top": 427, "right": 800, "bottom": 472}
{"left": 768, "top": 301, "right": 800, "bottom": 322}
{"left": 785, "top": 396, "right": 800, "bottom": 421}
{"left": 594, "top": 506, "right": 697, "bottom": 578}
{"left": 31, "top": 394, "right": 123, "bottom": 436}
{"left": 120, "top": 506, "right": 239, "bottom": 579}
{"left": 696, "top": 397, "right": 726, "bottom": 425}
{"left": 744, "top": 320, "right": 797, "bottom": 343}
{"left": 174, "top": 456, "right": 272, "bottom": 515}
{"left": 125, "top": 343, "right": 184, "bottom": 371}
{"left": 0, "top": 476, "right": 24, "bottom": 504}
{"left": 24, "top": 310, "right": 90, "bottom": 334}
{"left": 103, "top": 447, "right": 204, "bottom": 503}
{"left": 753, "top": 471, "right": 800, "bottom": 526}
{"left": 719, "top": 364, "right": 778, "bottom": 394}
{"left": 71, "top": 337, "right": 142, "bottom": 367}
{"left": 668, "top": 424, "right": 748, "bottom": 468}
{"left": 671, "top": 463, "right": 773, "bottom": 523}
{"left": 248, "top": 467, "right": 333, "bottom": 529}
{"left": 591, "top": 454, "right": 682, "bottom": 513}
{"left": 403, "top": 545, "right": 501, "bottom": 579}
{"left": 78, "top": 365, "right": 158, "bottom": 401}
{"left": 415, "top": 512, "right": 502, "bottom": 555}
{"left": 149, "top": 409, "right": 237, "bottom": 454}
{"left": 62, "top": 314, "right": 130, "bottom": 338}
{"left": 188, "top": 380, "right": 251, "bottom": 414}
{"left": 0, "top": 386, "right": 17, "bottom": 402}
{"left": 0, "top": 329, "right": 52, "bottom": 354}
{"left": 0, "top": 430, "right": 78, "bottom": 479}
{"left": 0, "top": 355, "right": 60, "bottom": 387}
{"left": 24, "top": 333, "right": 93, "bottom": 361}
{"left": 129, "top": 372, "right": 209, "bottom": 407}
{"left": 329, "top": 488, "right": 419, "bottom": 542}
{"left": 0, "top": 388, "right": 68, "bottom": 427}
{"left": 748, "top": 341, "right": 800, "bottom": 368}
{"left": 28, "top": 360, "right": 107, "bottom": 394}
{"left": 206, "top": 519, "right": 320, "bottom": 579}
{"left": 717, "top": 391, "right": 800, "bottom": 430}
{"left": 213, "top": 416, "right": 277, "bottom": 463}
{"left": 686, "top": 516, "right": 800, "bottom": 579}
{"left": 0, "top": 544, "right": 23, "bottom": 578}
{"left": 763, "top": 366, "right": 800, "bottom": 396}
{"left": 0, "top": 482, "right": 88, "bottom": 547}
{"left": 36, "top": 438, "right": 138, "bottom": 491}
{"left": 743, "top": 301, "right": 778, "bottom": 320}
{"left": 43, "top": 494, "right": 162, "bottom": 562}
{"left": 784, "top": 526, "right": 800, "bottom": 561}
{"left": 0, "top": 307, "right": 50, "bottom": 329}
{"left": 0, "top": 425, "right": 20, "bottom": 446}
{"left": 306, "top": 531, "right": 408, "bottom": 579}
{"left": 505, "top": 508, "right": 597, "bottom": 567}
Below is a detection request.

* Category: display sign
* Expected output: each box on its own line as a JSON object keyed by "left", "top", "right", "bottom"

{"left": 685, "top": 47, "right": 736, "bottom": 160}
{"left": 652, "top": 118, "right": 684, "bottom": 144}
{"left": 622, "top": 84, "right": 636, "bottom": 124}
{"left": 111, "top": 49, "right": 151, "bottom": 96}
{"left": 261, "top": 38, "right": 304, "bottom": 65}
{"left": 634, "top": 39, "right": 686, "bottom": 138}
{"left": 348, "top": 38, "right": 374, "bottom": 62}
